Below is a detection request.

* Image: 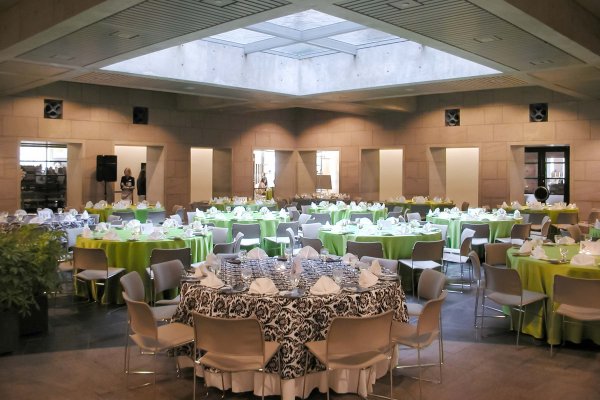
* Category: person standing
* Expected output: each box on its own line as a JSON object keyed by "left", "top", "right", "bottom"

{"left": 137, "top": 163, "right": 146, "bottom": 202}
{"left": 120, "top": 167, "right": 135, "bottom": 201}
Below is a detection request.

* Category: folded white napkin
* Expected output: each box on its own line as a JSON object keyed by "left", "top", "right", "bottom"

{"left": 205, "top": 252, "right": 219, "bottom": 267}
{"left": 193, "top": 263, "right": 209, "bottom": 277}
{"left": 148, "top": 229, "right": 166, "bottom": 240}
{"left": 126, "top": 219, "right": 141, "bottom": 230}
{"left": 141, "top": 223, "right": 154, "bottom": 234}
{"left": 81, "top": 210, "right": 90, "bottom": 220}
{"left": 369, "top": 259, "right": 382, "bottom": 276}
{"left": 511, "top": 201, "right": 522, "bottom": 210}
{"left": 292, "top": 258, "right": 303, "bottom": 275}
{"left": 247, "top": 247, "right": 268, "bottom": 260}
{"left": 519, "top": 241, "right": 533, "bottom": 254}
{"left": 63, "top": 214, "right": 76, "bottom": 222}
{"left": 279, "top": 208, "right": 288, "bottom": 218}
{"left": 85, "top": 201, "right": 93, "bottom": 208}
{"left": 567, "top": 203, "right": 577, "bottom": 209}
{"left": 248, "top": 277, "right": 278, "bottom": 295}
{"left": 162, "top": 218, "right": 179, "bottom": 228}
{"left": 155, "top": 201, "right": 162, "bottom": 209}
{"left": 296, "top": 246, "right": 320, "bottom": 259}
{"left": 359, "top": 269, "right": 379, "bottom": 288}
{"left": 342, "top": 252, "right": 358, "bottom": 265}
{"left": 200, "top": 272, "right": 224, "bottom": 288}
{"left": 501, "top": 201, "right": 508, "bottom": 209}
{"left": 531, "top": 246, "right": 547, "bottom": 259}
{"left": 136, "top": 202, "right": 147, "bottom": 209}
{"left": 82, "top": 226, "right": 93, "bottom": 238}
{"left": 570, "top": 253, "right": 596, "bottom": 266}
{"left": 513, "top": 210, "right": 521, "bottom": 219}
{"left": 28, "top": 216, "right": 44, "bottom": 224}
{"left": 95, "top": 222, "right": 109, "bottom": 232}
{"left": 558, "top": 236, "right": 575, "bottom": 245}
{"left": 358, "top": 217, "right": 373, "bottom": 226}
{"left": 103, "top": 230, "right": 120, "bottom": 240}
{"left": 310, "top": 276, "right": 340, "bottom": 295}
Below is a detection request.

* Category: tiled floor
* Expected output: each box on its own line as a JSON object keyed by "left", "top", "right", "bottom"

{"left": 1, "top": 265, "right": 599, "bottom": 399}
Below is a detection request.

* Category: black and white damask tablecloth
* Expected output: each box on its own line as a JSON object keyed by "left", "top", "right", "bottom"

{"left": 172, "top": 258, "right": 408, "bottom": 385}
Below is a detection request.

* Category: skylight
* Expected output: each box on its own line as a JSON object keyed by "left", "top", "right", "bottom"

{"left": 103, "top": 9, "right": 501, "bottom": 96}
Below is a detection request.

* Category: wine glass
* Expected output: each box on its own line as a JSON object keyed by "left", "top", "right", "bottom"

{"left": 284, "top": 246, "right": 293, "bottom": 262}
{"left": 559, "top": 247, "right": 568, "bottom": 262}
{"left": 239, "top": 250, "right": 247, "bottom": 262}
{"left": 289, "top": 272, "right": 300, "bottom": 294}
{"left": 332, "top": 267, "right": 344, "bottom": 285}
{"left": 320, "top": 248, "right": 329, "bottom": 262}
{"left": 241, "top": 266, "right": 252, "bottom": 286}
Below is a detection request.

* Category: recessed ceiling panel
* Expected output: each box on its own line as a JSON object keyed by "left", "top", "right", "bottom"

{"left": 268, "top": 9, "right": 345, "bottom": 30}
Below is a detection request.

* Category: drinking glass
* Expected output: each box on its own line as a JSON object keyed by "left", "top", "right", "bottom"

{"left": 332, "top": 268, "right": 344, "bottom": 285}
{"left": 284, "top": 246, "right": 293, "bottom": 262}
{"left": 239, "top": 250, "right": 247, "bottom": 262}
{"left": 559, "top": 247, "right": 568, "bottom": 262}
{"left": 241, "top": 266, "right": 252, "bottom": 285}
{"left": 554, "top": 235, "right": 562, "bottom": 244}
{"left": 212, "top": 261, "right": 221, "bottom": 277}
{"left": 226, "top": 206, "right": 231, "bottom": 213}
{"left": 320, "top": 248, "right": 329, "bottom": 262}
{"left": 289, "top": 272, "right": 300, "bottom": 293}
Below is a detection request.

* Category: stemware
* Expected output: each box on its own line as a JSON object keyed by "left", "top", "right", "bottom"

{"left": 332, "top": 267, "right": 344, "bottom": 285}
{"left": 289, "top": 272, "right": 300, "bottom": 294}
{"left": 239, "top": 250, "right": 247, "bottom": 262}
{"left": 559, "top": 247, "right": 568, "bottom": 262}
{"left": 320, "top": 248, "right": 329, "bottom": 262}
{"left": 241, "top": 265, "right": 252, "bottom": 286}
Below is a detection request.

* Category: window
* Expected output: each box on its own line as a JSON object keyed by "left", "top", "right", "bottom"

{"left": 20, "top": 141, "right": 67, "bottom": 211}
{"left": 317, "top": 150, "right": 339, "bottom": 193}
{"left": 253, "top": 150, "right": 276, "bottom": 188}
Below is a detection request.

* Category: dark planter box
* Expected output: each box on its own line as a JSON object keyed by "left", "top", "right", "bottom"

{"left": 19, "top": 294, "right": 49, "bottom": 336}
{"left": 0, "top": 309, "right": 20, "bottom": 354}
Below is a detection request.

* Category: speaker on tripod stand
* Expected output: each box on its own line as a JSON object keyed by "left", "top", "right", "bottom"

{"left": 96, "top": 155, "right": 117, "bottom": 200}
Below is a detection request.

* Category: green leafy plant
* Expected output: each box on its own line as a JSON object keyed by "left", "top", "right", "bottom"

{"left": 0, "top": 224, "right": 66, "bottom": 316}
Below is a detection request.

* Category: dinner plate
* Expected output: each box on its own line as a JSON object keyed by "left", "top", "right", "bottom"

{"left": 226, "top": 259, "right": 242, "bottom": 264}
{"left": 343, "top": 285, "right": 371, "bottom": 293}
{"left": 279, "top": 288, "right": 305, "bottom": 298}
{"left": 378, "top": 274, "right": 399, "bottom": 281}
{"left": 512, "top": 252, "right": 531, "bottom": 257}
{"left": 219, "top": 284, "right": 247, "bottom": 294}
{"left": 546, "top": 258, "right": 569, "bottom": 264}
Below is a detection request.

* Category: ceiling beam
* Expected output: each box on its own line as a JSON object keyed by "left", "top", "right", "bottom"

{"left": 308, "top": 38, "right": 356, "bottom": 55}
{"left": 244, "top": 37, "right": 296, "bottom": 54}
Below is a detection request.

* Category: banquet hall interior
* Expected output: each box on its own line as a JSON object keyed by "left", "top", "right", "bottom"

{"left": 1, "top": 0, "right": 600, "bottom": 399}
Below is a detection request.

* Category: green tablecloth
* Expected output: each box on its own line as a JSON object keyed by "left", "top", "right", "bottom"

{"left": 75, "top": 228, "right": 212, "bottom": 304}
{"left": 427, "top": 215, "right": 518, "bottom": 248}
{"left": 507, "top": 245, "right": 600, "bottom": 345}
{"left": 85, "top": 206, "right": 165, "bottom": 222}
{"left": 589, "top": 227, "right": 600, "bottom": 239}
{"left": 309, "top": 207, "right": 388, "bottom": 224}
{"left": 210, "top": 203, "right": 277, "bottom": 212}
{"left": 502, "top": 207, "right": 578, "bottom": 223}
{"left": 387, "top": 201, "right": 455, "bottom": 211}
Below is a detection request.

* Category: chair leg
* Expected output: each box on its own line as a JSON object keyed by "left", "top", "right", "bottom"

{"left": 302, "top": 352, "right": 309, "bottom": 399}
{"left": 262, "top": 369, "right": 266, "bottom": 400}
{"left": 220, "top": 373, "right": 225, "bottom": 399}
{"left": 473, "top": 285, "right": 480, "bottom": 327}
{"left": 124, "top": 322, "right": 130, "bottom": 373}
{"left": 193, "top": 362, "right": 197, "bottom": 400}
{"left": 438, "top": 335, "right": 443, "bottom": 384}
{"left": 417, "top": 347, "right": 422, "bottom": 400}
{"left": 516, "top": 305, "right": 524, "bottom": 347}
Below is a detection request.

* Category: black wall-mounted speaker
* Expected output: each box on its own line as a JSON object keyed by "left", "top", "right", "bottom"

{"left": 529, "top": 103, "right": 548, "bottom": 122}
{"left": 445, "top": 108, "right": 460, "bottom": 126}
{"left": 96, "top": 155, "right": 118, "bottom": 182}
{"left": 44, "top": 99, "right": 63, "bottom": 119}
{"left": 133, "top": 106, "right": 148, "bottom": 124}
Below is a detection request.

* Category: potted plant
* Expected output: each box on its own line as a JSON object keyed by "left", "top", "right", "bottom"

{"left": 0, "top": 224, "right": 66, "bottom": 353}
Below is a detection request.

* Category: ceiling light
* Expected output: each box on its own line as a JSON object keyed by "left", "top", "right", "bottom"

{"left": 202, "top": 0, "right": 236, "bottom": 6}
{"left": 111, "top": 31, "right": 139, "bottom": 39}
{"left": 474, "top": 35, "right": 501, "bottom": 43}
{"left": 389, "top": 0, "right": 422, "bottom": 10}
{"left": 530, "top": 59, "right": 554, "bottom": 66}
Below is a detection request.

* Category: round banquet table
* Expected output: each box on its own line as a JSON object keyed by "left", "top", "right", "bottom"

{"left": 210, "top": 202, "right": 278, "bottom": 212}
{"left": 172, "top": 257, "right": 407, "bottom": 399}
{"left": 85, "top": 206, "right": 165, "bottom": 223}
{"left": 75, "top": 228, "right": 212, "bottom": 304}
{"left": 308, "top": 206, "right": 387, "bottom": 224}
{"left": 427, "top": 214, "right": 519, "bottom": 248}
{"left": 502, "top": 207, "right": 578, "bottom": 223}
{"left": 387, "top": 200, "right": 455, "bottom": 211}
{"left": 507, "top": 245, "right": 600, "bottom": 345}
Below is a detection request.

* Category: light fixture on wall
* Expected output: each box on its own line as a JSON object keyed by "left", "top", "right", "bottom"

{"left": 316, "top": 174, "right": 332, "bottom": 193}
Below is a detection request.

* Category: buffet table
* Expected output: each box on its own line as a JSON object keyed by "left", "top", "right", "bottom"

{"left": 172, "top": 257, "right": 407, "bottom": 399}
{"left": 507, "top": 245, "right": 600, "bottom": 345}
{"left": 75, "top": 228, "right": 212, "bottom": 303}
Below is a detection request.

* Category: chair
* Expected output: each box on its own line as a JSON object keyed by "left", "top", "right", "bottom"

{"left": 495, "top": 223, "right": 531, "bottom": 245}
{"left": 232, "top": 231, "right": 244, "bottom": 253}
{"left": 146, "top": 210, "right": 166, "bottom": 225}
{"left": 392, "top": 205, "right": 404, "bottom": 213}
{"left": 442, "top": 231, "right": 473, "bottom": 291}
{"left": 399, "top": 240, "right": 445, "bottom": 294}
{"left": 480, "top": 264, "right": 547, "bottom": 346}
{"left": 112, "top": 210, "right": 136, "bottom": 222}
{"left": 192, "top": 313, "right": 281, "bottom": 400}
{"left": 406, "top": 212, "right": 422, "bottom": 222}
{"left": 526, "top": 213, "right": 546, "bottom": 231}
{"left": 461, "top": 223, "right": 490, "bottom": 250}
{"left": 212, "top": 241, "right": 235, "bottom": 254}
{"left": 578, "top": 210, "right": 600, "bottom": 234}
{"left": 483, "top": 242, "right": 512, "bottom": 267}
{"left": 57, "top": 227, "right": 84, "bottom": 291}
{"left": 186, "top": 211, "right": 196, "bottom": 224}
{"left": 122, "top": 292, "right": 194, "bottom": 387}
{"left": 301, "top": 205, "right": 311, "bottom": 214}
{"left": 120, "top": 271, "right": 177, "bottom": 320}
{"left": 264, "top": 221, "right": 299, "bottom": 247}
{"left": 461, "top": 201, "right": 469, "bottom": 212}
{"left": 350, "top": 212, "right": 373, "bottom": 222}
{"left": 530, "top": 216, "right": 551, "bottom": 240}
{"left": 232, "top": 223, "right": 261, "bottom": 248}
{"left": 406, "top": 269, "right": 446, "bottom": 317}
{"left": 565, "top": 224, "right": 582, "bottom": 242}
{"left": 551, "top": 275, "right": 600, "bottom": 355}
{"left": 346, "top": 240, "right": 384, "bottom": 259}
{"left": 310, "top": 213, "right": 331, "bottom": 224}
{"left": 288, "top": 209, "right": 300, "bottom": 222}
{"left": 298, "top": 213, "right": 312, "bottom": 226}
{"left": 73, "top": 247, "right": 124, "bottom": 301}
{"left": 387, "top": 211, "right": 404, "bottom": 220}
{"left": 360, "top": 256, "right": 398, "bottom": 274}
{"left": 300, "top": 237, "right": 323, "bottom": 253}
{"left": 150, "top": 259, "right": 185, "bottom": 306}
{"left": 150, "top": 247, "right": 191, "bottom": 268}
{"left": 301, "top": 222, "right": 322, "bottom": 239}
{"left": 553, "top": 212, "right": 579, "bottom": 231}
{"left": 284, "top": 227, "right": 301, "bottom": 255}
{"left": 303, "top": 311, "right": 394, "bottom": 400}
{"left": 430, "top": 224, "right": 448, "bottom": 243}
{"left": 408, "top": 204, "right": 431, "bottom": 220}
{"left": 392, "top": 291, "right": 447, "bottom": 400}
{"left": 210, "top": 227, "right": 229, "bottom": 245}
{"left": 469, "top": 251, "right": 484, "bottom": 327}
{"left": 107, "top": 215, "right": 122, "bottom": 224}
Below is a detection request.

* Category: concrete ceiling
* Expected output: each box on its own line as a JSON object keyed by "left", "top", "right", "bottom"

{"left": 0, "top": 0, "right": 598, "bottom": 115}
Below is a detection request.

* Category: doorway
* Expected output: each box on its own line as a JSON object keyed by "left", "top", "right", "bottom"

{"left": 524, "top": 146, "right": 570, "bottom": 204}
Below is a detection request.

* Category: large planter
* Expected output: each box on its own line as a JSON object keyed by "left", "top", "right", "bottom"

{"left": 19, "top": 293, "right": 49, "bottom": 336}
{"left": 0, "top": 309, "right": 20, "bottom": 354}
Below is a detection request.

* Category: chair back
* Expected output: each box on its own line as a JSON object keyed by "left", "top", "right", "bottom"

{"left": 186, "top": 211, "right": 196, "bottom": 224}
{"left": 387, "top": 211, "right": 403, "bottom": 219}
{"left": 298, "top": 213, "right": 312, "bottom": 225}
{"left": 213, "top": 241, "right": 235, "bottom": 254}
{"left": 484, "top": 242, "right": 512, "bottom": 266}
{"left": 300, "top": 237, "right": 323, "bottom": 252}
{"left": 301, "top": 223, "right": 322, "bottom": 239}
{"left": 150, "top": 247, "right": 191, "bottom": 268}
{"left": 120, "top": 271, "right": 145, "bottom": 302}
{"left": 392, "top": 206, "right": 404, "bottom": 213}
{"left": 556, "top": 212, "right": 578, "bottom": 225}
{"left": 523, "top": 212, "right": 544, "bottom": 225}
{"left": 566, "top": 225, "right": 582, "bottom": 242}
{"left": 146, "top": 210, "right": 166, "bottom": 225}
{"left": 510, "top": 223, "right": 531, "bottom": 240}
{"left": 112, "top": 210, "right": 135, "bottom": 222}
{"left": 288, "top": 209, "right": 300, "bottom": 222}
{"left": 327, "top": 311, "right": 393, "bottom": 359}
{"left": 73, "top": 247, "right": 108, "bottom": 271}
{"left": 285, "top": 228, "right": 296, "bottom": 248}
{"left": 232, "top": 223, "right": 261, "bottom": 239}
{"left": 65, "top": 227, "right": 84, "bottom": 249}
{"left": 468, "top": 251, "right": 482, "bottom": 281}
{"left": 347, "top": 241, "right": 384, "bottom": 259}
{"left": 276, "top": 221, "right": 299, "bottom": 237}
{"left": 360, "top": 256, "right": 398, "bottom": 274}
{"left": 417, "top": 291, "right": 448, "bottom": 337}
{"left": 350, "top": 212, "right": 373, "bottom": 222}
{"left": 417, "top": 269, "right": 446, "bottom": 301}
{"left": 193, "top": 313, "right": 263, "bottom": 357}
{"left": 482, "top": 264, "right": 522, "bottom": 296}
{"left": 458, "top": 236, "right": 473, "bottom": 257}
{"left": 301, "top": 205, "right": 311, "bottom": 214}
{"left": 431, "top": 224, "right": 447, "bottom": 241}
{"left": 462, "top": 223, "right": 489, "bottom": 239}
{"left": 461, "top": 201, "right": 470, "bottom": 212}
{"left": 554, "top": 275, "right": 600, "bottom": 309}
{"left": 409, "top": 204, "right": 431, "bottom": 220}
{"left": 123, "top": 292, "right": 157, "bottom": 340}
{"left": 217, "top": 253, "right": 239, "bottom": 261}
{"left": 406, "top": 212, "right": 421, "bottom": 222}
{"left": 151, "top": 259, "right": 184, "bottom": 295}
{"left": 287, "top": 206, "right": 298, "bottom": 213}
{"left": 310, "top": 213, "right": 331, "bottom": 224}
{"left": 412, "top": 240, "right": 445, "bottom": 262}
{"left": 210, "top": 227, "right": 229, "bottom": 244}
{"left": 540, "top": 216, "right": 551, "bottom": 237}
{"left": 107, "top": 215, "right": 122, "bottom": 224}
{"left": 586, "top": 211, "right": 600, "bottom": 225}
{"left": 233, "top": 232, "right": 244, "bottom": 252}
